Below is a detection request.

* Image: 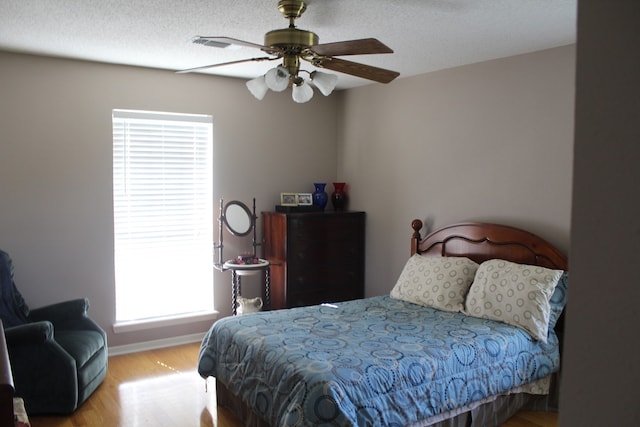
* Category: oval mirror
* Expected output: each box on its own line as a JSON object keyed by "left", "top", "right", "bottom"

{"left": 224, "top": 201, "right": 253, "bottom": 237}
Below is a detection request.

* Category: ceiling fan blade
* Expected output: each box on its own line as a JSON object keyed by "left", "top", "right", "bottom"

{"left": 177, "top": 57, "right": 279, "bottom": 74}
{"left": 310, "top": 38, "right": 393, "bottom": 57}
{"left": 192, "top": 36, "right": 281, "bottom": 55}
{"left": 316, "top": 57, "right": 399, "bottom": 84}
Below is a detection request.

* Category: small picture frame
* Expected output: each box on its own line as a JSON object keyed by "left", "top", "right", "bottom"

{"left": 280, "top": 192, "right": 298, "bottom": 206}
{"left": 297, "top": 193, "right": 313, "bottom": 206}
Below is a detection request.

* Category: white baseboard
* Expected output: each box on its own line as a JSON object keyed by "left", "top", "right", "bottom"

{"left": 108, "top": 332, "right": 206, "bottom": 356}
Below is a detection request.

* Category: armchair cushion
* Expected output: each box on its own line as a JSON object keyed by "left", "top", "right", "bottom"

{"left": 56, "top": 330, "right": 104, "bottom": 369}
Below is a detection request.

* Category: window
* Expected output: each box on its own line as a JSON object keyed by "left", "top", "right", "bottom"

{"left": 112, "top": 109, "right": 214, "bottom": 325}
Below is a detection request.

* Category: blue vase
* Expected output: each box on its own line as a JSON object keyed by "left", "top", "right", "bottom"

{"left": 312, "top": 183, "right": 328, "bottom": 211}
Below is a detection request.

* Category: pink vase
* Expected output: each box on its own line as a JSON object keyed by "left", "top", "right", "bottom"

{"left": 331, "top": 182, "right": 347, "bottom": 211}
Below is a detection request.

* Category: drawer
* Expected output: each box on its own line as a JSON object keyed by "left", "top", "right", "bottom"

{"left": 288, "top": 268, "right": 361, "bottom": 292}
{"left": 288, "top": 244, "right": 362, "bottom": 266}
{"left": 288, "top": 216, "right": 363, "bottom": 241}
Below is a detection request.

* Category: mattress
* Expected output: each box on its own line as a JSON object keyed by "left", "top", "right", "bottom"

{"left": 198, "top": 296, "right": 560, "bottom": 426}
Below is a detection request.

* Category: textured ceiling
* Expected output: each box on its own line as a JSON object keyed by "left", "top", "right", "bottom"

{"left": 0, "top": 0, "right": 577, "bottom": 89}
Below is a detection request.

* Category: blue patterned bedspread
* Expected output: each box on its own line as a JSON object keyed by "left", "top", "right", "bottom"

{"left": 198, "top": 296, "right": 559, "bottom": 426}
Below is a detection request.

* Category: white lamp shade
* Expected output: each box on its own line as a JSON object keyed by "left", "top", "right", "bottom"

{"left": 246, "top": 75, "right": 269, "bottom": 100}
{"left": 311, "top": 71, "right": 338, "bottom": 96}
{"left": 264, "top": 66, "right": 290, "bottom": 92}
{"left": 292, "top": 80, "right": 314, "bottom": 103}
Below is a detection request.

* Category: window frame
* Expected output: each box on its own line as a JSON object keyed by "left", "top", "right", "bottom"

{"left": 112, "top": 109, "right": 216, "bottom": 331}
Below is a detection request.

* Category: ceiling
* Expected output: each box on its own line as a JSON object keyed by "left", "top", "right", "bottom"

{"left": 0, "top": 0, "right": 577, "bottom": 90}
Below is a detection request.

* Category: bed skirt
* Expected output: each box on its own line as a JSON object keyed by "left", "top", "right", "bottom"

{"left": 215, "top": 374, "right": 560, "bottom": 427}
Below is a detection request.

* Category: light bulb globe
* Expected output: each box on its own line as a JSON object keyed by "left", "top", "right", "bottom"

{"left": 311, "top": 71, "right": 338, "bottom": 96}
{"left": 292, "top": 80, "right": 314, "bottom": 103}
{"left": 265, "top": 66, "right": 290, "bottom": 92}
{"left": 246, "top": 75, "right": 269, "bottom": 100}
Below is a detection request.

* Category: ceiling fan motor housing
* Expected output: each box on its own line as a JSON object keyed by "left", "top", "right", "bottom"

{"left": 269, "top": 0, "right": 317, "bottom": 50}
{"left": 264, "top": 28, "right": 318, "bottom": 50}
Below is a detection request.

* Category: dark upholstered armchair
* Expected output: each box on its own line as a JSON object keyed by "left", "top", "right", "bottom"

{"left": 0, "top": 249, "right": 107, "bottom": 414}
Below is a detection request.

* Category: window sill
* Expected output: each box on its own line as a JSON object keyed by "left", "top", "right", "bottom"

{"left": 113, "top": 311, "right": 218, "bottom": 334}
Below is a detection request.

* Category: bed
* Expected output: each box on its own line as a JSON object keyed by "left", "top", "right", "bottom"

{"left": 198, "top": 220, "right": 568, "bottom": 426}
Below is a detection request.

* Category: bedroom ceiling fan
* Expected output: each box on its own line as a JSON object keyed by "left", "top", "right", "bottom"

{"left": 178, "top": 0, "right": 400, "bottom": 103}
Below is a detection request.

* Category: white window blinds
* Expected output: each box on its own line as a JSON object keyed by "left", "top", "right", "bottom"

{"left": 112, "top": 109, "right": 214, "bottom": 322}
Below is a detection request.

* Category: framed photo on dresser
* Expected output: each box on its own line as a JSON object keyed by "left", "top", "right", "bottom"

{"left": 280, "top": 192, "right": 297, "bottom": 206}
{"left": 297, "top": 193, "right": 312, "bottom": 205}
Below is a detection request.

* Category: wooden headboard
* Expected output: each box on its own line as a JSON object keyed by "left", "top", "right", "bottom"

{"left": 411, "top": 220, "right": 567, "bottom": 271}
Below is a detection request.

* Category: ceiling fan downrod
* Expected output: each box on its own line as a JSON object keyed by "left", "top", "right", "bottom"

{"left": 265, "top": 0, "right": 318, "bottom": 50}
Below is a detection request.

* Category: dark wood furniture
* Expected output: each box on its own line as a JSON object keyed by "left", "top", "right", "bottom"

{"left": 411, "top": 220, "right": 567, "bottom": 269}
{"left": 262, "top": 211, "right": 365, "bottom": 310}
{"left": 1, "top": 320, "right": 16, "bottom": 426}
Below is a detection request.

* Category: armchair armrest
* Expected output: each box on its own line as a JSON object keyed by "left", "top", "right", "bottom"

{"left": 4, "top": 321, "right": 54, "bottom": 346}
{"left": 28, "top": 298, "right": 89, "bottom": 322}
{"left": 28, "top": 298, "right": 104, "bottom": 335}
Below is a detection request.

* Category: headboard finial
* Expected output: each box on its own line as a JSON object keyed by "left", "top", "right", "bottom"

{"left": 411, "top": 219, "right": 423, "bottom": 255}
{"left": 411, "top": 219, "right": 423, "bottom": 236}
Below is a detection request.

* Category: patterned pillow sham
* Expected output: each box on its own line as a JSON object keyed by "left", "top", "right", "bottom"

{"left": 390, "top": 254, "right": 479, "bottom": 312}
{"left": 464, "top": 259, "right": 563, "bottom": 343}
{"left": 548, "top": 271, "right": 568, "bottom": 329}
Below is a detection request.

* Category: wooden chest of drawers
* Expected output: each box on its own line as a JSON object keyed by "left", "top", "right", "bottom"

{"left": 262, "top": 211, "right": 365, "bottom": 309}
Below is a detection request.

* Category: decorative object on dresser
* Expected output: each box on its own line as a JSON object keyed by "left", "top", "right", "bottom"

{"left": 312, "top": 182, "right": 328, "bottom": 211}
{"left": 262, "top": 211, "right": 365, "bottom": 309}
{"left": 296, "top": 192, "right": 313, "bottom": 206}
{"left": 279, "top": 192, "right": 297, "bottom": 206}
{"left": 330, "top": 181, "right": 347, "bottom": 210}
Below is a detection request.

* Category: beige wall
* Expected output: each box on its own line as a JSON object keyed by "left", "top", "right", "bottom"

{"left": 0, "top": 45, "right": 576, "bottom": 349}
{"left": 0, "top": 52, "right": 340, "bottom": 347}
{"left": 561, "top": 1, "right": 640, "bottom": 424}
{"left": 339, "top": 45, "right": 576, "bottom": 297}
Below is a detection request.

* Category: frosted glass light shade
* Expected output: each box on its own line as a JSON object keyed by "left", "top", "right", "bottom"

{"left": 292, "top": 80, "right": 314, "bottom": 103}
{"left": 246, "top": 75, "right": 269, "bottom": 100}
{"left": 264, "top": 66, "right": 290, "bottom": 92}
{"left": 310, "top": 71, "right": 338, "bottom": 96}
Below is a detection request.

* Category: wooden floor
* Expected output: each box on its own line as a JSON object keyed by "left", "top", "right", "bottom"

{"left": 29, "top": 342, "right": 558, "bottom": 427}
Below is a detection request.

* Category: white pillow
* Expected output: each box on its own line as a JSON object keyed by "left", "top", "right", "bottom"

{"left": 464, "top": 259, "right": 563, "bottom": 342}
{"left": 390, "top": 255, "right": 479, "bottom": 312}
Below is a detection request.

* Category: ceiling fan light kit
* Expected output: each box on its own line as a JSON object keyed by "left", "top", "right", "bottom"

{"left": 264, "top": 66, "right": 291, "bottom": 92}
{"left": 245, "top": 75, "right": 269, "bottom": 100}
{"left": 310, "top": 71, "right": 339, "bottom": 96}
{"left": 181, "top": 0, "right": 399, "bottom": 103}
{"left": 292, "top": 79, "right": 314, "bottom": 103}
